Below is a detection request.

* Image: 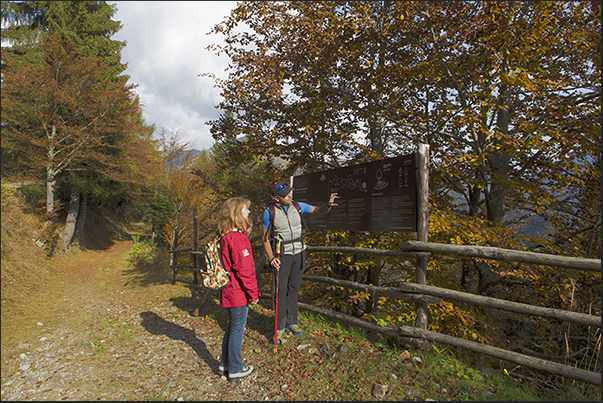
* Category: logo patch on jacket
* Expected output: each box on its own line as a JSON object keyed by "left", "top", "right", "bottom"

{"left": 242, "top": 248, "right": 250, "bottom": 257}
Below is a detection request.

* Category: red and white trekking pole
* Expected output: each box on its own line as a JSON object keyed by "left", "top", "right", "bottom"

{"left": 273, "top": 236, "right": 282, "bottom": 353}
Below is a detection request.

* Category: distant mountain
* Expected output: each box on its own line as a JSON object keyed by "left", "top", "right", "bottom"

{"left": 166, "top": 149, "right": 202, "bottom": 169}
{"left": 449, "top": 190, "right": 552, "bottom": 239}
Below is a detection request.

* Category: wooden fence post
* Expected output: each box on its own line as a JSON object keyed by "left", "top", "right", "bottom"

{"left": 170, "top": 226, "right": 179, "bottom": 283}
{"left": 414, "top": 143, "right": 430, "bottom": 337}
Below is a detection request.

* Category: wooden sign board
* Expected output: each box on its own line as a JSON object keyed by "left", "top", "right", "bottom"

{"left": 292, "top": 154, "right": 417, "bottom": 232}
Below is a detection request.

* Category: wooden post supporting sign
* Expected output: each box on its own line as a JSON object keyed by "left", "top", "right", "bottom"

{"left": 414, "top": 143, "right": 430, "bottom": 343}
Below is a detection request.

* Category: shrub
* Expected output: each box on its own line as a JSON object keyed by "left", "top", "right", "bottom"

{"left": 129, "top": 235, "right": 157, "bottom": 265}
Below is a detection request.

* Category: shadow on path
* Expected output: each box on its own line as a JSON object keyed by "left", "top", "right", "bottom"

{"left": 139, "top": 311, "right": 221, "bottom": 375}
{"left": 169, "top": 291, "right": 275, "bottom": 344}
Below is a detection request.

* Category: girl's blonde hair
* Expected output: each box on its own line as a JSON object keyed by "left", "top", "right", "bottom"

{"left": 216, "top": 197, "right": 251, "bottom": 234}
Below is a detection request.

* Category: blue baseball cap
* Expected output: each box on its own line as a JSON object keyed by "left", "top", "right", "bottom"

{"left": 271, "top": 180, "right": 292, "bottom": 197}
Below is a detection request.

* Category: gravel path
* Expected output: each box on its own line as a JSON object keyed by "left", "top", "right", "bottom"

{"left": 1, "top": 241, "right": 275, "bottom": 401}
{"left": 2, "top": 240, "right": 465, "bottom": 401}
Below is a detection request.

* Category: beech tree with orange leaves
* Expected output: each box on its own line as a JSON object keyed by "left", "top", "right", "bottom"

{"left": 207, "top": 1, "right": 600, "bottom": 259}
{"left": 206, "top": 3, "right": 601, "bottom": 365}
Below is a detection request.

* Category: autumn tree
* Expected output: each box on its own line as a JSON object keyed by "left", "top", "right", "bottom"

{"left": 206, "top": 1, "right": 600, "bottom": 360}
{"left": 150, "top": 130, "right": 213, "bottom": 250}
{"left": 1, "top": 35, "right": 155, "bottom": 246}
{"left": 2, "top": 1, "right": 160, "bottom": 248}
{"left": 192, "top": 138, "right": 280, "bottom": 235}
{"left": 207, "top": 1, "right": 600, "bottom": 258}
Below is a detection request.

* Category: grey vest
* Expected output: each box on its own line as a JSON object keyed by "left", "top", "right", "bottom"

{"left": 272, "top": 203, "right": 306, "bottom": 255}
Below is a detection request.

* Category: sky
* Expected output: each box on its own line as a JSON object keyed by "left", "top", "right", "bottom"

{"left": 110, "top": 1, "right": 239, "bottom": 151}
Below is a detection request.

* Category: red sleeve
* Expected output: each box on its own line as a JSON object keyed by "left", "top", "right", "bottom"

{"left": 226, "top": 232, "right": 259, "bottom": 302}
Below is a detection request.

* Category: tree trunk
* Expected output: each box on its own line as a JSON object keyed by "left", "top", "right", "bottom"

{"left": 467, "top": 182, "right": 481, "bottom": 216}
{"left": 45, "top": 124, "right": 57, "bottom": 214}
{"left": 46, "top": 176, "right": 55, "bottom": 215}
{"left": 63, "top": 189, "right": 80, "bottom": 248}
{"left": 368, "top": 114, "right": 385, "bottom": 159}
{"left": 485, "top": 163, "right": 509, "bottom": 224}
{"left": 475, "top": 259, "right": 500, "bottom": 295}
{"left": 76, "top": 193, "right": 87, "bottom": 238}
{"left": 485, "top": 87, "right": 512, "bottom": 224}
{"left": 460, "top": 258, "right": 472, "bottom": 292}
{"left": 364, "top": 263, "right": 382, "bottom": 314}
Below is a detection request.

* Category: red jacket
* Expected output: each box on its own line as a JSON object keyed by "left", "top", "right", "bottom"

{"left": 219, "top": 231, "right": 259, "bottom": 308}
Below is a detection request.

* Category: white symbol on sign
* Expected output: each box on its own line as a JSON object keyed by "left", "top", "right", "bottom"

{"left": 373, "top": 169, "right": 388, "bottom": 190}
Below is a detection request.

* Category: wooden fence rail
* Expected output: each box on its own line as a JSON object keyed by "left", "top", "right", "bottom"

{"left": 301, "top": 274, "right": 600, "bottom": 328}
{"left": 169, "top": 235, "right": 601, "bottom": 386}
{"left": 298, "top": 302, "right": 602, "bottom": 387}
{"left": 399, "top": 240, "right": 601, "bottom": 272}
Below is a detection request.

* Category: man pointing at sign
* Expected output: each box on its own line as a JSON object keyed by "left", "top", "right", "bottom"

{"left": 262, "top": 180, "right": 338, "bottom": 345}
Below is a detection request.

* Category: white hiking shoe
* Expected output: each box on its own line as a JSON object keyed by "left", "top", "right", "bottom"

{"left": 228, "top": 365, "right": 254, "bottom": 382}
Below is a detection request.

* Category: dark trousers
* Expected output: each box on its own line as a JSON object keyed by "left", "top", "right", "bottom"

{"left": 275, "top": 250, "right": 305, "bottom": 330}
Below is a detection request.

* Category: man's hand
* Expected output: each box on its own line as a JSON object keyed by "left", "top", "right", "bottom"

{"left": 270, "top": 257, "right": 281, "bottom": 270}
{"left": 328, "top": 192, "right": 339, "bottom": 206}
{"left": 311, "top": 192, "right": 340, "bottom": 214}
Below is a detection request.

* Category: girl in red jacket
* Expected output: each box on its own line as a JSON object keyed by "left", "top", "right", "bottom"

{"left": 216, "top": 197, "right": 259, "bottom": 382}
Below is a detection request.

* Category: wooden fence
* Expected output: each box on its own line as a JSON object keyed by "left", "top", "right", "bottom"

{"left": 168, "top": 228, "right": 601, "bottom": 386}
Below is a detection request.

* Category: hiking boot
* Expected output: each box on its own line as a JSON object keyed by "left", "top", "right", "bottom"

{"left": 275, "top": 328, "right": 286, "bottom": 344}
{"left": 228, "top": 365, "right": 254, "bottom": 382}
{"left": 217, "top": 364, "right": 227, "bottom": 376}
{"left": 286, "top": 324, "right": 304, "bottom": 336}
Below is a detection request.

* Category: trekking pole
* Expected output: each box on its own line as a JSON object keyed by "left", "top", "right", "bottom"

{"left": 273, "top": 236, "right": 282, "bottom": 353}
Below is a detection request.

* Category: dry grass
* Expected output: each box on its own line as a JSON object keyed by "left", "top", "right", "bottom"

{"left": 1, "top": 185, "right": 49, "bottom": 305}
{"left": 0, "top": 184, "right": 132, "bottom": 351}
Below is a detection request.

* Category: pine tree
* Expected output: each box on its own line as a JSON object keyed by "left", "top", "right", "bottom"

{"left": 1, "top": 1, "right": 160, "bottom": 248}
{"left": 1, "top": 1, "right": 125, "bottom": 77}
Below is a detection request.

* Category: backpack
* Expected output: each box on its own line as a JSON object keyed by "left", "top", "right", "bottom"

{"left": 200, "top": 228, "right": 244, "bottom": 290}
{"left": 266, "top": 200, "right": 308, "bottom": 248}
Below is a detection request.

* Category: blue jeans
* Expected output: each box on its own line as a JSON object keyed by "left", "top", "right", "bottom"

{"left": 220, "top": 304, "right": 249, "bottom": 374}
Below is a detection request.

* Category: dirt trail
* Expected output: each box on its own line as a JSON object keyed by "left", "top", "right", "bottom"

{"left": 2, "top": 239, "right": 468, "bottom": 401}
{"left": 0, "top": 240, "right": 272, "bottom": 401}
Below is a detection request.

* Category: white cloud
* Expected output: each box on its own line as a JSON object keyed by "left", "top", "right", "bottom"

{"left": 110, "top": 1, "right": 238, "bottom": 150}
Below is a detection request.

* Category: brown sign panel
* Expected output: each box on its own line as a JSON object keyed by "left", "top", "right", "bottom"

{"left": 292, "top": 153, "right": 417, "bottom": 232}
